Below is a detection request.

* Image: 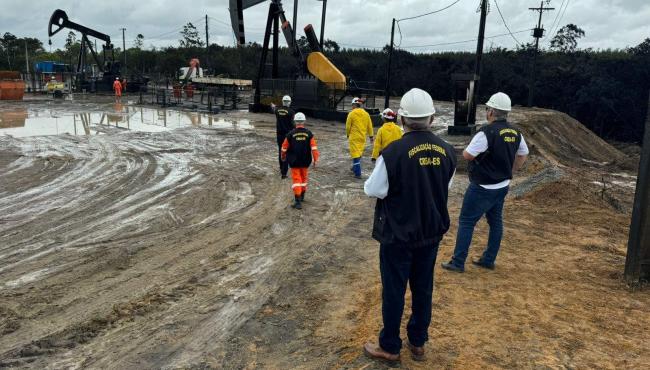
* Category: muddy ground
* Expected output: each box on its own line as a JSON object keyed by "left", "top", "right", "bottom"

{"left": 0, "top": 95, "right": 648, "bottom": 369}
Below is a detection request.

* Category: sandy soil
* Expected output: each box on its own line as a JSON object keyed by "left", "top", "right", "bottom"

{"left": 0, "top": 95, "right": 648, "bottom": 369}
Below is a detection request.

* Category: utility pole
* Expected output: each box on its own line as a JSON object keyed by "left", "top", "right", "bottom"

{"left": 24, "top": 40, "right": 29, "bottom": 75}
{"left": 471, "top": 0, "right": 489, "bottom": 125}
{"left": 528, "top": 1, "right": 554, "bottom": 107}
{"left": 120, "top": 28, "right": 127, "bottom": 76}
{"left": 205, "top": 14, "right": 209, "bottom": 48}
{"left": 625, "top": 91, "right": 650, "bottom": 285}
{"left": 384, "top": 18, "right": 396, "bottom": 109}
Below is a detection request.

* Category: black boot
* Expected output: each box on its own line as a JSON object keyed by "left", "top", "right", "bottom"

{"left": 292, "top": 195, "right": 302, "bottom": 209}
{"left": 300, "top": 190, "right": 305, "bottom": 202}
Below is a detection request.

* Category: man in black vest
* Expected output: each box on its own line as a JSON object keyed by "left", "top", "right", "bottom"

{"left": 442, "top": 92, "right": 529, "bottom": 273}
{"left": 272, "top": 95, "right": 295, "bottom": 178}
{"left": 363, "top": 88, "right": 457, "bottom": 363}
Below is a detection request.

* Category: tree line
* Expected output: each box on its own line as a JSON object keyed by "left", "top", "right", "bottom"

{"left": 1, "top": 24, "right": 649, "bottom": 143}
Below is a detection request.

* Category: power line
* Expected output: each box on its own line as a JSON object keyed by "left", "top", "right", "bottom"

{"left": 146, "top": 17, "right": 205, "bottom": 41}
{"left": 546, "top": 0, "right": 565, "bottom": 38}
{"left": 397, "top": 0, "right": 463, "bottom": 22}
{"left": 493, "top": 0, "right": 522, "bottom": 46}
{"left": 550, "top": 0, "right": 570, "bottom": 38}
{"left": 400, "top": 29, "right": 533, "bottom": 49}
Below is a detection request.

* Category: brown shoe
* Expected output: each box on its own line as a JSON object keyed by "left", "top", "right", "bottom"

{"left": 407, "top": 341, "right": 425, "bottom": 361}
{"left": 363, "top": 342, "right": 400, "bottom": 365}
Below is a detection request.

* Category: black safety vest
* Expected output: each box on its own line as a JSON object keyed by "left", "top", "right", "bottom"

{"left": 468, "top": 120, "right": 522, "bottom": 185}
{"left": 285, "top": 127, "right": 314, "bottom": 168}
{"left": 275, "top": 107, "right": 295, "bottom": 143}
{"left": 372, "top": 131, "right": 457, "bottom": 248}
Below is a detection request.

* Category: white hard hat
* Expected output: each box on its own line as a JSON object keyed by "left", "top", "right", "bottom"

{"left": 351, "top": 97, "right": 364, "bottom": 105}
{"left": 485, "top": 92, "right": 512, "bottom": 111}
{"left": 294, "top": 112, "right": 306, "bottom": 122}
{"left": 381, "top": 108, "right": 397, "bottom": 120}
{"left": 398, "top": 88, "right": 436, "bottom": 118}
{"left": 282, "top": 95, "right": 291, "bottom": 102}
{"left": 116, "top": 77, "right": 119, "bottom": 80}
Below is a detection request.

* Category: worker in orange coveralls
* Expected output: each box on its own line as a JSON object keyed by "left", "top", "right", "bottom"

{"left": 281, "top": 112, "right": 320, "bottom": 210}
{"left": 113, "top": 77, "right": 122, "bottom": 102}
{"left": 121, "top": 78, "right": 127, "bottom": 93}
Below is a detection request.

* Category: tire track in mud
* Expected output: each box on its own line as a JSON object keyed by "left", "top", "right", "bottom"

{"left": 0, "top": 128, "right": 257, "bottom": 283}
{"left": 0, "top": 116, "right": 368, "bottom": 369}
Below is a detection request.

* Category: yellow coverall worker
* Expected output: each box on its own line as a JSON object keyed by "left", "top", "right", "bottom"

{"left": 371, "top": 121, "right": 403, "bottom": 160}
{"left": 346, "top": 107, "right": 374, "bottom": 177}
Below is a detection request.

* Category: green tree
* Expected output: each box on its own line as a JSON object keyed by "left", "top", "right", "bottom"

{"left": 323, "top": 39, "right": 340, "bottom": 53}
{"left": 134, "top": 34, "right": 144, "bottom": 49}
{"left": 179, "top": 23, "right": 203, "bottom": 48}
{"left": 65, "top": 31, "right": 77, "bottom": 50}
{"left": 1, "top": 32, "right": 19, "bottom": 69}
{"left": 628, "top": 38, "right": 650, "bottom": 56}
{"left": 550, "top": 24, "right": 585, "bottom": 52}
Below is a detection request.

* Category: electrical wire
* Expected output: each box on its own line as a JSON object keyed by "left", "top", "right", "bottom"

{"left": 545, "top": 0, "right": 565, "bottom": 39}
{"left": 400, "top": 28, "right": 533, "bottom": 49}
{"left": 493, "top": 0, "right": 522, "bottom": 46}
{"left": 397, "top": 0, "right": 463, "bottom": 22}
{"left": 146, "top": 17, "right": 205, "bottom": 41}
{"left": 549, "top": 0, "right": 570, "bottom": 38}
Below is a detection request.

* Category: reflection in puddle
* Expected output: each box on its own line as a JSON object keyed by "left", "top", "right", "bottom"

{"left": 0, "top": 106, "right": 253, "bottom": 137}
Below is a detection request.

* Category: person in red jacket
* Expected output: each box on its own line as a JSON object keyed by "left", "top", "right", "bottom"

{"left": 281, "top": 112, "right": 320, "bottom": 209}
{"left": 113, "top": 77, "right": 122, "bottom": 102}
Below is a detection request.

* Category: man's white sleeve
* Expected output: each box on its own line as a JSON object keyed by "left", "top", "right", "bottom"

{"left": 465, "top": 132, "right": 488, "bottom": 157}
{"left": 364, "top": 156, "right": 389, "bottom": 199}
{"left": 517, "top": 135, "right": 530, "bottom": 156}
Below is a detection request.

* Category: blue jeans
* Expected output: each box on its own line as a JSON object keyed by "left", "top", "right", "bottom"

{"left": 352, "top": 157, "right": 361, "bottom": 177}
{"left": 451, "top": 183, "right": 509, "bottom": 267}
{"left": 379, "top": 242, "right": 440, "bottom": 354}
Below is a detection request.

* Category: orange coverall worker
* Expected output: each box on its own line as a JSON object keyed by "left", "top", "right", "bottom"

{"left": 113, "top": 79, "right": 122, "bottom": 97}
{"left": 281, "top": 123, "right": 319, "bottom": 209}
{"left": 371, "top": 121, "right": 403, "bottom": 160}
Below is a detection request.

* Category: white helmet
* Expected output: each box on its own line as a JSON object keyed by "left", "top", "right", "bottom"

{"left": 485, "top": 92, "right": 512, "bottom": 111}
{"left": 398, "top": 88, "right": 436, "bottom": 118}
{"left": 282, "top": 95, "right": 292, "bottom": 106}
{"left": 294, "top": 112, "right": 306, "bottom": 122}
{"left": 351, "top": 97, "right": 364, "bottom": 106}
{"left": 381, "top": 108, "right": 397, "bottom": 120}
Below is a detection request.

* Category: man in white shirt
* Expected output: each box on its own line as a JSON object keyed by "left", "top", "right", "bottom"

{"left": 442, "top": 92, "right": 529, "bottom": 272}
{"left": 362, "top": 88, "right": 456, "bottom": 363}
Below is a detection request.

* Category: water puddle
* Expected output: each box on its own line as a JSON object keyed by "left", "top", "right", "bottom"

{"left": 0, "top": 105, "right": 253, "bottom": 138}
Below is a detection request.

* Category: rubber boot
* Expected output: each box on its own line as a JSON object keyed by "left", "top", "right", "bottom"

{"left": 292, "top": 195, "right": 302, "bottom": 209}
{"left": 300, "top": 190, "right": 305, "bottom": 202}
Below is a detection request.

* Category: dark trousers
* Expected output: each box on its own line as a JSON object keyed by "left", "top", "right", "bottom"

{"left": 277, "top": 141, "right": 288, "bottom": 177}
{"left": 451, "top": 183, "right": 509, "bottom": 267}
{"left": 379, "top": 242, "right": 440, "bottom": 354}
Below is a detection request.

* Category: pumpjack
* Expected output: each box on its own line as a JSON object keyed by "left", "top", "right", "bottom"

{"left": 230, "top": 0, "right": 381, "bottom": 122}
{"left": 48, "top": 9, "right": 147, "bottom": 92}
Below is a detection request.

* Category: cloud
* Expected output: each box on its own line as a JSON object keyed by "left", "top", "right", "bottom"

{"left": 1, "top": 0, "right": 648, "bottom": 52}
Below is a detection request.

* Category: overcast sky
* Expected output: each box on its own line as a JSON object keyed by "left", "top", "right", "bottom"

{"left": 1, "top": 0, "right": 649, "bottom": 53}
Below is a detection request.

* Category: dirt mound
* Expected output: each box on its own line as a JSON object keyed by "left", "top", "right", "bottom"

{"left": 510, "top": 108, "right": 627, "bottom": 167}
